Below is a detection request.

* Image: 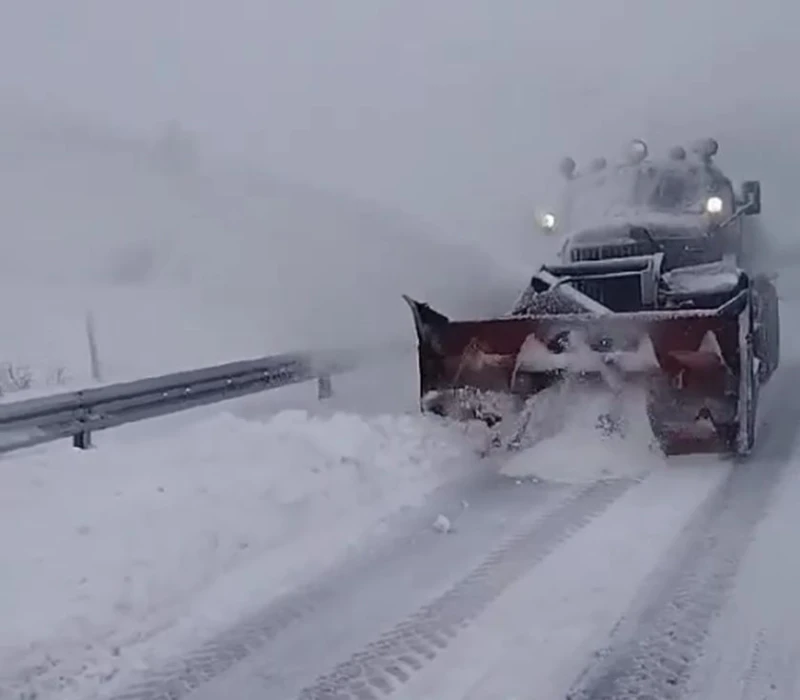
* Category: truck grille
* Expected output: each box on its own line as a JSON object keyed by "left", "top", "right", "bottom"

{"left": 570, "top": 242, "right": 652, "bottom": 262}
{"left": 570, "top": 275, "right": 644, "bottom": 312}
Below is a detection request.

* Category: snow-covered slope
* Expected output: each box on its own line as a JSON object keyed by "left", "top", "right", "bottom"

{"left": 0, "top": 105, "right": 525, "bottom": 387}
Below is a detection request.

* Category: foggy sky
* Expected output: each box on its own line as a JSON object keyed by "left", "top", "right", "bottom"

{"left": 1, "top": 0, "right": 798, "bottom": 242}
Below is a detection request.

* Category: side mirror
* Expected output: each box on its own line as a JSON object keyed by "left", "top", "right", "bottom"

{"left": 741, "top": 180, "right": 761, "bottom": 215}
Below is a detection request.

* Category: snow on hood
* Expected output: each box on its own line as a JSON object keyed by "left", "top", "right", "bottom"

{"left": 567, "top": 214, "right": 707, "bottom": 247}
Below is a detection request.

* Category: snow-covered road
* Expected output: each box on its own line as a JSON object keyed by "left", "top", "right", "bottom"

{"left": 1, "top": 325, "right": 797, "bottom": 700}
{"left": 129, "top": 344, "right": 800, "bottom": 700}
{"left": 4, "top": 348, "right": 800, "bottom": 700}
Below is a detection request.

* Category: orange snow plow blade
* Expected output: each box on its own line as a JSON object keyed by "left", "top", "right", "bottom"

{"left": 404, "top": 292, "right": 754, "bottom": 456}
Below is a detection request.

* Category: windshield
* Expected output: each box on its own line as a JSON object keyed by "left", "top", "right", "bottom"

{"left": 634, "top": 165, "right": 711, "bottom": 211}
{"left": 561, "top": 161, "right": 731, "bottom": 232}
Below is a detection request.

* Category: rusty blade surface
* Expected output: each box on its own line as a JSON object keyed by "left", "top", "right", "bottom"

{"left": 405, "top": 297, "right": 745, "bottom": 398}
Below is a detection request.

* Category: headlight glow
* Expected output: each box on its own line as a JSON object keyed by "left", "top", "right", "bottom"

{"left": 540, "top": 212, "right": 556, "bottom": 231}
{"left": 705, "top": 196, "right": 723, "bottom": 214}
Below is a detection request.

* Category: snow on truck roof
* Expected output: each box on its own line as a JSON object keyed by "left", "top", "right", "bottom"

{"left": 563, "top": 159, "right": 731, "bottom": 232}
{"left": 551, "top": 139, "right": 733, "bottom": 237}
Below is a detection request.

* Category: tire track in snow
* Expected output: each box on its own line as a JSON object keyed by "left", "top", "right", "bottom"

{"left": 295, "top": 477, "right": 635, "bottom": 700}
{"left": 101, "top": 471, "right": 562, "bottom": 700}
{"left": 566, "top": 367, "right": 800, "bottom": 700}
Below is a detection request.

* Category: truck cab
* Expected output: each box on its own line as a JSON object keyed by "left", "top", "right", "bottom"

{"left": 530, "top": 138, "right": 775, "bottom": 382}
{"left": 538, "top": 139, "right": 761, "bottom": 274}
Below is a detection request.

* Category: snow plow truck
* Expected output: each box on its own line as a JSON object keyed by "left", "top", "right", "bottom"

{"left": 404, "top": 138, "right": 779, "bottom": 456}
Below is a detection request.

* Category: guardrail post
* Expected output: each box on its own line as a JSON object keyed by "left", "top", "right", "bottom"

{"left": 317, "top": 374, "right": 332, "bottom": 400}
{"left": 73, "top": 404, "right": 93, "bottom": 450}
{"left": 73, "top": 428, "right": 92, "bottom": 450}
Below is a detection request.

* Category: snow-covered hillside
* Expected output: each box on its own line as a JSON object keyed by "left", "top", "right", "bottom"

{"left": 0, "top": 105, "right": 527, "bottom": 388}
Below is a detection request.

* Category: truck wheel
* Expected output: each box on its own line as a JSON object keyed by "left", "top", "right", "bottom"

{"left": 754, "top": 278, "right": 779, "bottom": 383}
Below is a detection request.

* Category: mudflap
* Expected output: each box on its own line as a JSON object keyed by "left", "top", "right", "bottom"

{"left": 404, "top": 292, "right": 754, "bottom": 458}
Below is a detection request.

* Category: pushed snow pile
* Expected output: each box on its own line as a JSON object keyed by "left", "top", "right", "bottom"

{"left": 0, "top": 409, "right": 477, "bottom": 700}
{"left": 501, "top": 383, "right": 664, "bottom": 484}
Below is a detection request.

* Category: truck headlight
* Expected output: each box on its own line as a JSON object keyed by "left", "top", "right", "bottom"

{"left": 705, "top": 196, "right": 723, "bottom": 214}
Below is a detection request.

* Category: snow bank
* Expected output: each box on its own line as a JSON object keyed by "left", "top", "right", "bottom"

{"left": 0, "top": 408, "right": 481, "bottom": 700}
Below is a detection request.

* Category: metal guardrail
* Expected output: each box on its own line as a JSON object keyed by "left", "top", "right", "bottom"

{"left": 0, "top": 351, "right": 346, "bottom": 454}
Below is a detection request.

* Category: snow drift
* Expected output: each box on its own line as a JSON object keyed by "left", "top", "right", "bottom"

{"left": 0, "top": 408, "right": 482, "bottom": 700}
